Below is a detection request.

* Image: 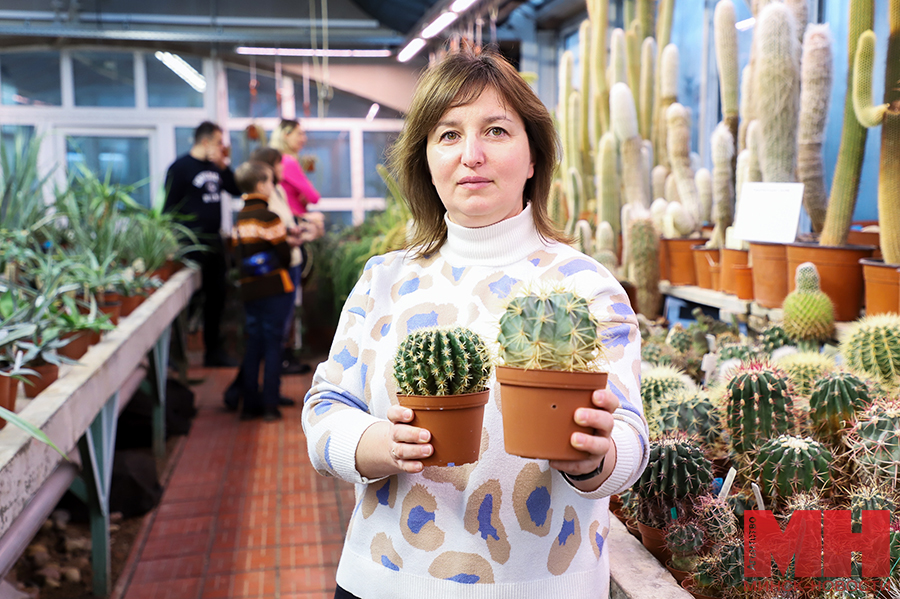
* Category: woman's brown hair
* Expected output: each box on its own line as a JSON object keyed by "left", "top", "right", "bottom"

{"left": 388, "top": 45, "right": 565, "bottom": 257}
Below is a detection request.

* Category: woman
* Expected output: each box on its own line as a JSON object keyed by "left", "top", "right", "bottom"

{"left": 302, "top": 47, "right": 648, "bottom": 599}
{"left": 270, "top": 118, "right": 321, "bottom": 216}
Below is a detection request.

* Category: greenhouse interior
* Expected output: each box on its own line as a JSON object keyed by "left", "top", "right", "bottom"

{"left": 0, "top": 0, "right": 898, "bottom": 597}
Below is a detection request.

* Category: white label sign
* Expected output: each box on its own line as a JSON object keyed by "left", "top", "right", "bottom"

{"left": 734, "top": 182, "right": 804, "bottom": 244}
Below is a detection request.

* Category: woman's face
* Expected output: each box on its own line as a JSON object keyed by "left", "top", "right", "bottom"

{"left": 285, "top": 125, "right": 307, "bottom": 153}
{"left": 426, "top": 87, "right": 534, "bottom": 228}
{"left": 273, "top": 161, "right": 284, "bottom": 183}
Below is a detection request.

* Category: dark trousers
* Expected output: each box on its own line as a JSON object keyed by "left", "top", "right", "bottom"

{"left": 242, "top": 292, "right": 293, "bottom": 412}
{"left": 198, "top": 245, "right": 228, "bottom": 359}
{"left": 334, "top": 585, "right": 360, "bottom": 599}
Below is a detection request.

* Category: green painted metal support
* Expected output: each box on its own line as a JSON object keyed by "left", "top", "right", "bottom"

{"left": 148, "top": 325, "right": 172, "bottom": 461}
{"left": 69, "top": 392, "right": 119, "bottom": 597}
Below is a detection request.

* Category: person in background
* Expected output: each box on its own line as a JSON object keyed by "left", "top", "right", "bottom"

{"left": 270, "top": 119, "right": 321, "bottom": 216}
{"left": 164, "top": 121, "right": 241, "bottom": 367}
{"left": 230, "top": 161, "right": 297, "bottom": 421}
{"left": 302, "top": 47, "right": 648, "bottom": 599}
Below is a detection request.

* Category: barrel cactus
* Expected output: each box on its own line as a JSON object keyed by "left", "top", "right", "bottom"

{"left": 775, "top": 351, "right": 836, "bottom": 399}
{"left": 634, "top": 432, "right": 715, "bottom": 528}
{"left": 717, "top": 342, "right": 755, "bottom": 366}
{"left": 755, "top": 434, "right": 833, "bottom": 499}
{"left": 782, "top": 262, "right": 835, "bottom": 350}
{"left": 694, "top": 537, "right": 744, "bottom": 596}
{"left": 846, "top": 398, "right": 900, "bottom": 489}
{"left": 848, "top": 484, "right": 897, "bottom": 529}
{"left": 393, "top": 326, "right": 492, "bottom": 396}
{"left": 497, "top": 288, "right": 605, "bottom": 372}
{"left": 665, "top": 323, "right": 692, "bottom": 355}
{"left": 655, "top": 389, "right": 721, "bottom": 447}
{"left": 759, "top": 324, "right": 793, "bottom": 354}
{"left": 665, "top": 517, "right": 707, "bottom": 571}
{"left": 694, "top": 494, "right": 739, "bottom": 545}
{"left": 641, "top": 364, "right": 695, "bottom": 424}
{"left": 809, "top": 371, "right": 871, "bottom": 439}
{"left": 724, "top": 361, "right": 797, "bottom": 455}
{"left": 642, "top": 340, "right": 676, "bottom": 366}
{"left": 840, "top": 314, "right": 900, "bottom": 391}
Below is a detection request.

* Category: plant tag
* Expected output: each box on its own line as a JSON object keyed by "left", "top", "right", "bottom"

{"left": 734, "top": 182, "right": 804, "bottom": 243}
{"left": 705, "top": 334, "right": 716, "bottom": 352}
{"left": 700, "top": 352, "right": 717, "bottom": 377}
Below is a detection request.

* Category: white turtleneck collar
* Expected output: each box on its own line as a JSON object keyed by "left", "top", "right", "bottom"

{"left": 439, "top": 203, "right": 551, "bottom": 266}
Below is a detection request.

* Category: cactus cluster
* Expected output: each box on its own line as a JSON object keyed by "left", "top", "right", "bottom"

{"left": 717, "top": 342, "right": 755, "bottom": 366}
{"left": 846, "top": 399, "right": 900, "bottom": 489}
{"left": 393, "top": 326, "right": 492, "bottom": 396}
{"left": 628, "top": 217, "right": 661, "bottom": 317}
{"left": 641, "top": 339, "right": 676, "bottom": 366}
{"left": 654, "top": 389, "right": 721, "bottom": 448}
{"left": 840, "top": 314, "right": 900, "bottom": 390}
{"left": 497, "top": 288, "right": 605, "bottom": 372}
{"left": 693, "top": 537, "right": 744, "bottom": 596}
{"left": 755, "top": 434, "right": 833, "bottom": 500}
{"left": 782, "top": 262, "right": 835, "bottom": 350}
{"left": 809, "top": 371, "right": 871, "bottom": 439}
{"left": 724, "top": 361, "right": 797, "bottom": 456}
{"left": 665, "top": 517, "right": 706, "bottom": 571}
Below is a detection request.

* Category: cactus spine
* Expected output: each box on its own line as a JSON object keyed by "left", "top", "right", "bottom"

{"left": 596, "top": 132, "right": 621, "bottom": 248}
{"left": 840, "top": 314, "right": 900, "bottom": 390}
{"left": 695, "top": 168, "right": 712, "bottom": 226}
{"left": 707, "top": 123, "right": 735, "bottom": 249}
{"left": 852, "top": 0, "right": 900, "bottom": 265}
{"left": 847, "top": 399, "right": 900, "bottom": 489}
{"left": 754, "top": 3, "right": 800, "bottom": 183}
{"left": 714, "top": 0, "right": 740, "bottom": 157}
{"left": 809, "top": 371, "right": 870, "bottom": 440}
{"left": 612, "top": 82, "right": 649, "bottom": 210}
{"left": 756, "top": 434, "right": 833, "bottom": 499}
{"left": 656, "top": 43, "right": 679, "bottom": 169}
{"left": 724, "top": 361, "right": 797, "bottom": 455}
{"left": 819, "top": 0, "right": 875, "bottom": 246}
{"left": 629, "top": 217, "right": 661, "bottom": 317}
{"left": 797, "top": 24, "right": 834, "bottom": 234}
{"left": 666, "top": 103, "right": 700, "bottom": 231}
{"left": 639, "top": 37, "right": 657, "bottom": 142}
{"left": 782, "top": 263, "right": 836, "bottom": 351}
{"left": 394, "top": 326, "right": 492, "bottom": 396}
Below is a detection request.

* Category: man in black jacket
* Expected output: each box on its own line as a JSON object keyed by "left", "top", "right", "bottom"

{"left": 164, "top": 121, "right": 241, "bottom": 367}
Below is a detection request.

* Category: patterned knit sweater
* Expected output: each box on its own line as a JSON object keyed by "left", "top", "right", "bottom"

{"left": 302, "top": 205, "right": 649, "bottom": 599}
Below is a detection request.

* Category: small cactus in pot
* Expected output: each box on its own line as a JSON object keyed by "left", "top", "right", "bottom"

{"left": 782, "top": 262, "right": 835, "bottom": 352}
{"left": 665, "top": 516, "right": 707, "bottom": 572}
{"left": 755, "top": 434, "right": 833, "bottom": 501}
{"left": 393, "top": 326, "right": 493, "bottom": 467}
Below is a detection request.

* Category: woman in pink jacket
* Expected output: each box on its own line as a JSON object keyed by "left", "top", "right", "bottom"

{"left": 271, "top": 119, "right": 320, "bottom": 216}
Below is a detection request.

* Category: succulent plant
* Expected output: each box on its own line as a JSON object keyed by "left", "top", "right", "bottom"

{"left": 848, "top": 484, "right": 896, "bottom": 530}
{"left": 755, "top": 434, "right": 832, "bottom": 500}
{"left": 759, "top": 324, "right": 793, "bottom": 354}
{"left": 641, "top": 364, "right": 695, "bottom": 413}
{"left": 694, "top": 494, "right": 739, "bottom": 545}
{"left": 724, "top": 361, "right": 797, "bottom": 456}
{"left": 497, "top": 288, "right": 605, "bottom": 372}
{"left": 784, "top": 489, "right": 826, "bottom": 514}
{"left": 634, "top": 432, "right": 714, "bottom": 528}
{"left": 393, "top": 326, "right": 492, "bottom": 396}
{"left": 775, "top": 351, "right": 836, "bottom": 399}
{"left": 641, "top": 340, "right": 676, "bottom": 366}
{"left": 629, "top": 217, "right": 661, "bottom": 317}
{"left": 665, "top": 517, "right": 707, "bottom": 571}
{"left": 846, "top": 398, "right": 900, "bottom": 490}
{"left": 655, "top": 389, "right": 721, "bottom": 447}
{"left": 782, "top": 262, "right": 835, "bottom": 351}
{"left": 693, "top": 537, "right": 744, "bottom": 596}
{"left": 809, "top": 371, "right": 871, "bottom": 439}
{"left": 717, "top": 342, "right": 755, "bottom": 366}
{"left": 841, "top": 314, "right": 900, "bottom": 391}
{"left": 665, "top": 323, "right": 692, "bottom": 355}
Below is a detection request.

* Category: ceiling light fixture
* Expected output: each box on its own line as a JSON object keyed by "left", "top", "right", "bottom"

{"left": 449, "top": 0, "right": 479, "bottom": 12}
{"left": 735, "top": 17, "right": 755, "bottom": 31}
{"left": 398, "top": 38, "right": 427, "bottom": 63}
{"left": 421, "top": 11, "right": 459, "bottom": 39}
{"left": 155, "top": 51, "right": 206, "bottom": 92}
{"left": 365, "top": 103, "right": 381, "bottom": 121}
{"left": 236, "top": 47, "right": 392, "bottom": 58}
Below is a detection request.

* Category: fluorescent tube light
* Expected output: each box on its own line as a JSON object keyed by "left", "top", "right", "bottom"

{"left": 236, "top": 47, "right": 392, "bottom": 58}
{"left": 735, "top": 17, "right": 755, "bottom": 31}
{"left": 365, "top": 103, "right": 380, "bottom": 121}
{"left": 450, "top": 0, "right": 479, "bottom": 12}
{"left": 421, "top": 12, "right": 459, "bottom": 39}
{"left": 397, "top": 38, "right": 426, "bottom": 63}
{"left": 155, "top": 51, "right": 206, "bottom": 92}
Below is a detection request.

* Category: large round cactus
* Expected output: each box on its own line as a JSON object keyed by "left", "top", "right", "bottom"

{"left": 809, "top": 371, "right": 871, "bottom": 439}
{"left": 642, "top": 340, "right": 677, "bottom": 366}
{"left": 846, "top": 398, "right": 900, "bottom": 489}
{"left": 498, "top": 289, "right": 604, "bottom": 371}
{"left": 783, "top": 262, "right": 836, "bottom": 349}
{"left": 756, "top": 434, "right": 833, "bottom": 499}
{"left": 841, "top": 314, "right": 900, "bottom": 390}
{"left": 394, "top": 326, "right": 492, "bottom": 396}
{"left": 848, "top": 484, "right": 897, "bottom": 529}
{"left": 655, "top": 389, "right": 722, "bottom": 447}
{"left": 642, "top": 364, "right": 695, "bottom": 410}
{"left": 724, "top": 361, "right": 797, "bottom": 455}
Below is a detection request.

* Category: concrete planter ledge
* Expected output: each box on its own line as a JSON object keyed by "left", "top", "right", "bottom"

{"left": 609, "top": 516, "right": 693, "bottom": 599}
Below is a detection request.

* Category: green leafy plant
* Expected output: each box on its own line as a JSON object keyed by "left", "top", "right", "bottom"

{"left": 0, "top": 133, "right": 55, "bottom": 235}
{"left": 393, "top": 326, "right": 492, "bottom": 396}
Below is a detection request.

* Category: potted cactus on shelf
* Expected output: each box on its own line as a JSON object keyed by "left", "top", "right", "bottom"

{"left": 494, "top": 286, "right": 610, "bottom": 460}
{"left": 393, "top": 326, "right": 493, "bottom": 467}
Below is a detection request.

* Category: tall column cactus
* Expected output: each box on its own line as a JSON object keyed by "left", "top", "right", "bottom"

{"left": 578, "top": 20, "right": 595, "bottom": 203}
{"left": 588, "top": 0, "right": 610, "bottom": 139}
{"left": 754, "top": 3, "right": 800, "bottom": 183}
{"left": 797, "top": 24, "right": 834, "bottom": 234}
{"left": 852, "top": 0, "right": 900, "bottom": 265}
{"left": 652, "top": 0, "right": 676, "bottom": 163}
{"left": 558, "top": 50, "right": 575, "bottom": 180}
{"left": 612, "top": 82, "right": 649, "bottom": 209}
{"left": 656, "top": 44, "right": 680, "bottom": 169}
{"left": 737, "top": 65, "right": 753, "bottom": 152}
{"left": 596, "top": 132, "right": 621, "bottom": 248}
{"left": 629, "top": 217, "right": 661, "bottom": 317}
{"left": 666, "top": 103, "right": 700, "bottom": 231}
{"left": 707, "top": 123, "right": 736, "bottom": 249}
{"left": 639, "top": 37, "right": 657, "bottom": 142}
{"left": 610, "top": 28, "right": 629, "bottom": 87}
{"left": 714, "top": 0, "right": 740, "bottom": 159}
{"left": 819, "top": 0, "right": 874, "bottom": 247}
{"left": 626, "top": 20, "right": 644, "bottom": 116}
{"left": 695, "top": 168, "right": 712, "bottom": 226}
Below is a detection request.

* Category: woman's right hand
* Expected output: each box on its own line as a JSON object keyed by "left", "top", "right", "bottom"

{"left": 386, "top": 406, "right": 433, "bottom": 473}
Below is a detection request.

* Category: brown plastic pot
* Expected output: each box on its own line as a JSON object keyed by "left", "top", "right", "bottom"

{"left": 710, "top": 265, "right": 721, "bottom": 291}
{"left": 733, "top": 265, "right": 754, "bottom": 300}
{"left": 659, "top": 236, "right": 670, "bottom": 281}
{"left": 720, "top": 249, "right": 749, "bottom": 295}
{"left": 496, "top": 366, "right": 607, "bottom": 461}
{"left": 691, "top": 246, "right": 719, "bottom": 290}
{"left": 23, "top": 363, "right": 59, "bottom": 399}
{"left": 749, "top": 242, "right": 788, "bottom": 308}
{"left": 625, "top": 519, "right": 641, "bottom": 539}
{"left": 665, "top": 238, "right": 698, "bottom": 286}
{"left": 58, "top": 331, "right": 90, "bottom": 361}
{"left": 665, "top": 560, "right": 692, "bottom": 585}
{"left": 397, "top": 390, "right": 489, "bottom": 467}
{"left": 0, "top": 374, "right": 15, "bottom": 429}
{"left": 681, "top": 578, "right": 719, "bottom": 599}
{"left": 848, "top": 229, "right": 882, "bottom": 260}
{"left": 98, "top": 301, "right": 122, "bottom": 326}
{"left": 861, "top": 259, "right": 900, "bottom": 317}
{"left": 786, "top": 242, "right": 875, "bottom": 321}
{"left": 638, "top": 522, "right": 672, "bottom": 564}
{"left": 120, "top": 293, "right": 145, "bottom": 317}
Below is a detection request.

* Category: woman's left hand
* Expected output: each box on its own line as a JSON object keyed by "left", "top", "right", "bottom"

{"left": 549, "top": 388, "right": 619, "bottom": 489}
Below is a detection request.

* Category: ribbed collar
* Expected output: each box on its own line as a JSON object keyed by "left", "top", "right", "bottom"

{"left": 440, "top": 204, "right": 550, "bottom": 266}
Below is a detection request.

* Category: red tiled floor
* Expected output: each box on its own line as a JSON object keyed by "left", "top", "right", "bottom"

{"left": 121, "top": 363, "right": 355, "bottom": 599}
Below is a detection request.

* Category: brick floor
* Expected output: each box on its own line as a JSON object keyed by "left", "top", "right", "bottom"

{"left": 121, "top": 364, "right": 355, "bottom": 599}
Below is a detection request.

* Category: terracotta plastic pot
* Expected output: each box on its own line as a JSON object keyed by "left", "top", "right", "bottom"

{"left": 23, "top": 363, "right": 59, "bottom": 399}
{"left": 637, "top": 522, "right": 672, "bottom": 564}
{"left": 860, "top": 259, "right": 900, "bottom": 317}
{"left": 710, "top": 265, "right": 721, "bottom": 292}
{"left": 720, "top": 249, "right": 749, "bottom": 295}
{"left": 733, "top": 265, "right": 754, "bottom": 300}
{"left": 57, "top": 331, "right": 90, "bottom": 361}
{"left": 665, "top": 238, "right": 698, "bottom": 286}
{"left": 625, "top": 519, "right": 641, "bottom": 539}
{"left": 786, "top": 242, "right": 875, "bottom": 321}
{"left": 692, "top": 246, "right": 720, "bottom": 290}
{"left": 0, "top": 374, "right": 15, "bottom": 429}
{"left": 665, "top": 561, "right": 692, "bottom": 584}
{"left": 87, "top": 330, "right": 102, "bottom": 346}
{"left": 397, "top": 390, "right": 489, "bottom": 467}
{"left": 748, "top": 242, "right": 788, "bottom": 308}
{"left": 848, "top": 229, "right": 882, "bottom": 260}
{"left": 496, "top": 366, "right": 607, "bottom": 461}
{"left": 609, "top": 494, "right": 624, "bottom": 518}
{"left": 98, "top": 301, "right": 122, "bottom": 326}
{"left": 658, "top": 236, "right": 670, "bottom": 281}
{"left": 120, "top": 294, "right": 145, "bottom": 317}
{"left": 681, "top": 578, "right": 719, "bottom": 599}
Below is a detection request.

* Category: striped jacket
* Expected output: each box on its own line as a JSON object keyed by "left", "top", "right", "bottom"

{"left": 231, "top": 194, "right": 295, "bottom": 302}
